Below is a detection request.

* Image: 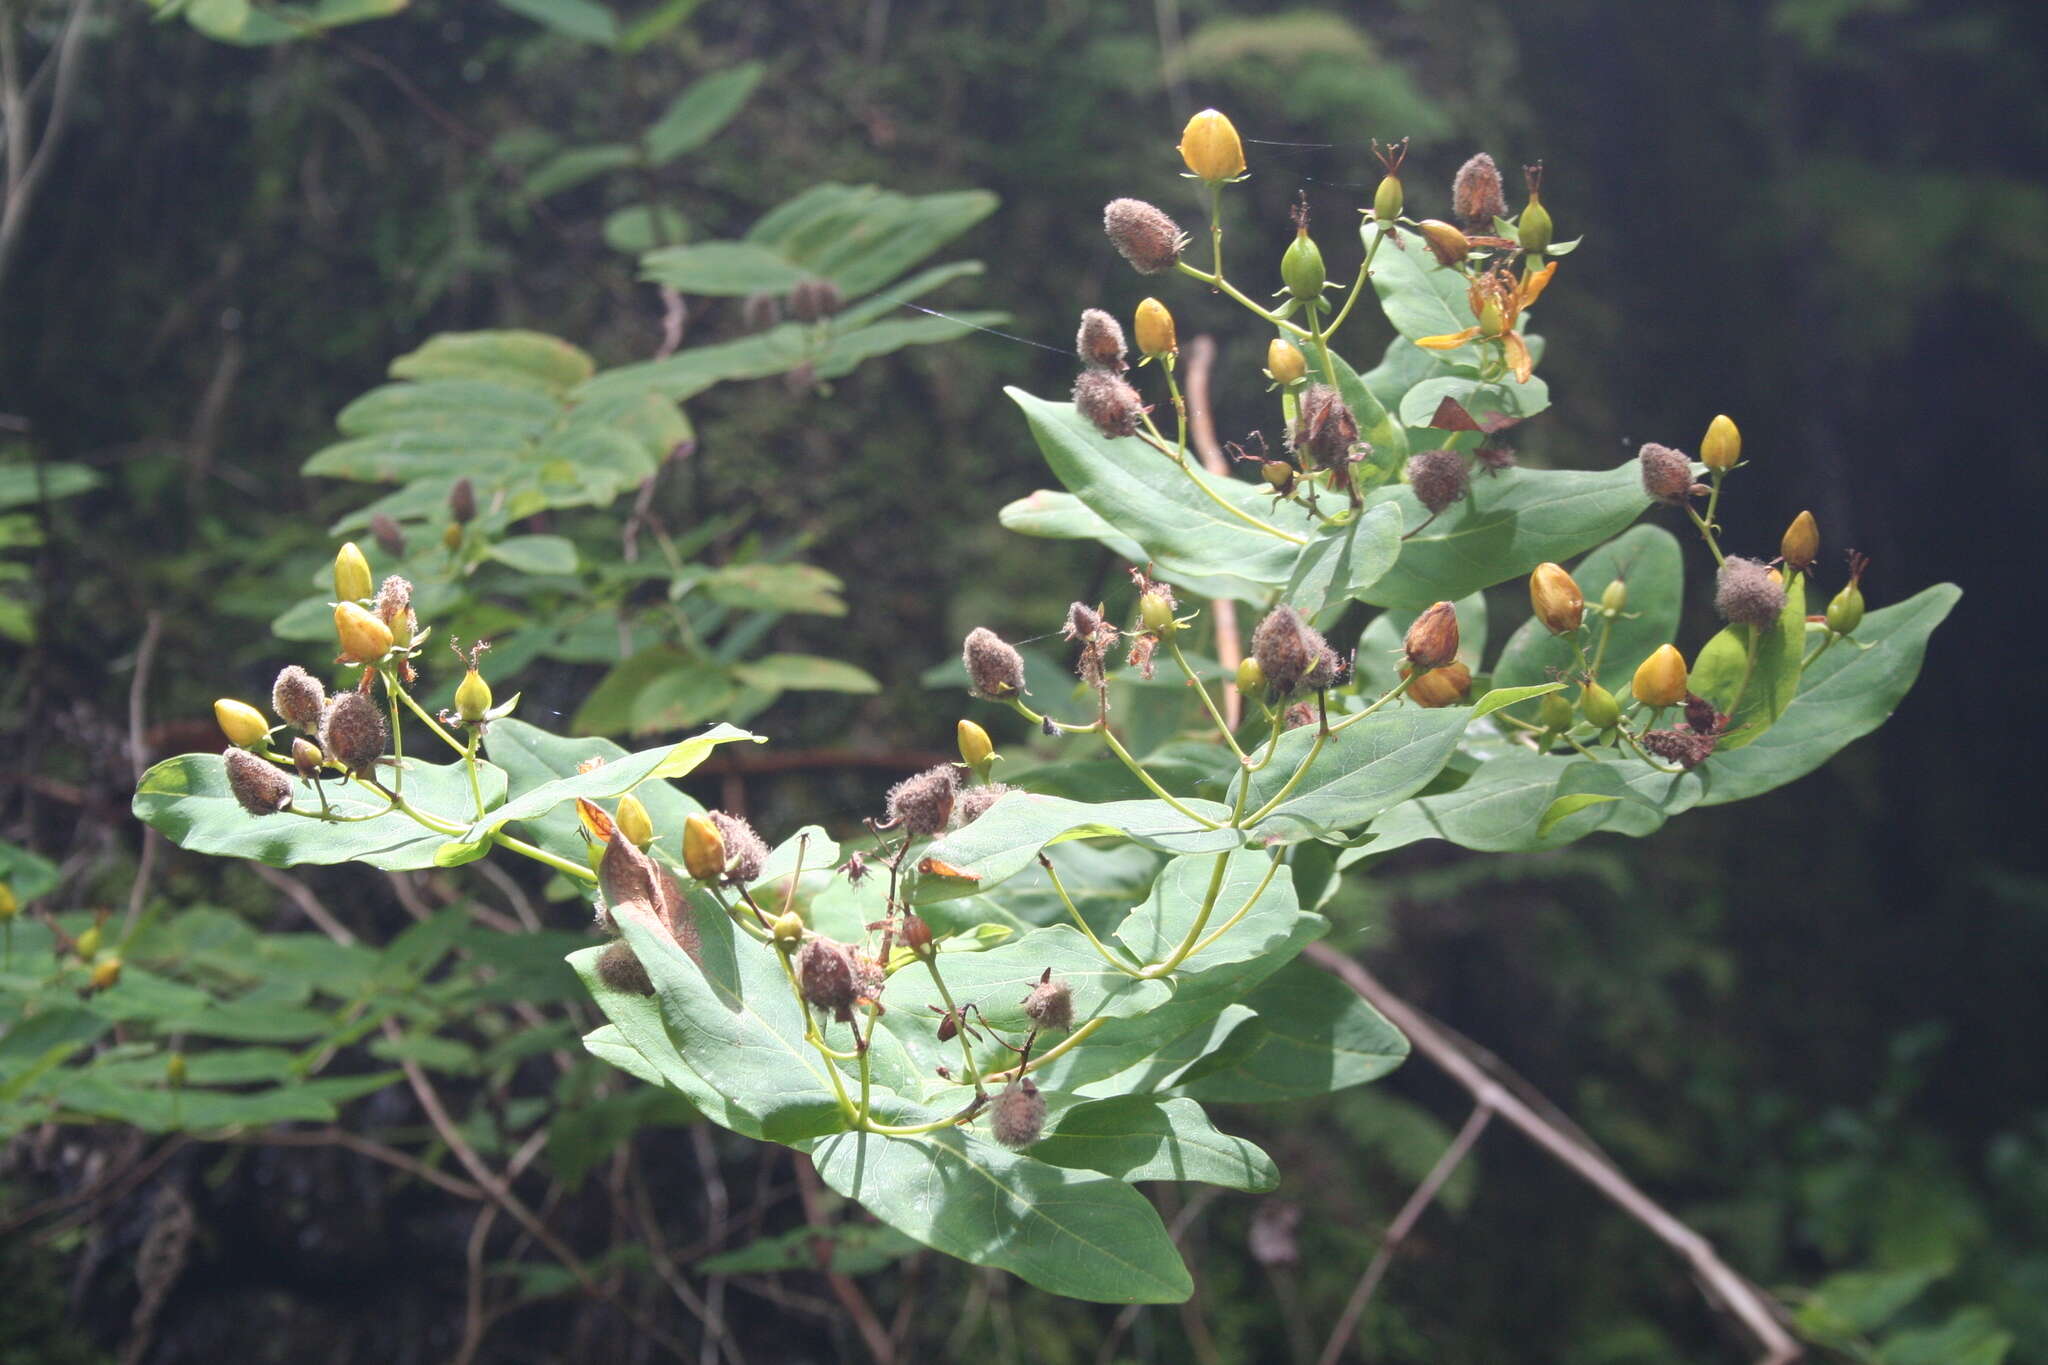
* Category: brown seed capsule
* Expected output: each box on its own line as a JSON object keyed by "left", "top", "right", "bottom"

{"left": 1302, "top": 644, "right": 1344, "bottom": 691}
{"left": 887, "top": 765, "right": 960, "bottom": 836}
{"left": 449, "top": 477, "right": 477, "bottom": 525}
{"left": 1073, "top": 368, "right": 1144, "bottom": 439}
{"left": 596, "top": 939, "right": 655, "bottom": 996}
{"left": 962, "top": 627, "right": 1027, "bottom": 699}
{"left": 291, "top": 737, "right": 323, "bottom": 781}
{"left": 1103, "top": 198, "right": 1185, "bottom": 275}
{"left": 1416, "top": 219, "right": 1472, "bottom": 267}
{"left": 224, "top": 748, "right": 292, "bottom": 816}
{"left": 272, "top": 665, "right": 327, "bottom": 733}
{"left": 1529, "top": 562, "right": 1586, "bottom": 635}
{"left": 707, "top": 810, "right": 769, "bottom": 884}
{"left": 1781, "top": 510, "right": 1819, "bottom": 573}
{"left": 1632, "top": 644, "right": 1689, "bottom": 709}
{"left": 370, "top": 514, "right": 406, "bottom": 559}
{"left": 953, "top": 783, "right": 1012, "bottom": 827}
{"left": 320, "top": 691, "right": 388, "bottom": 777}
{"left": 1643, "top": 726, "right": 1717, "bottom": 770}
{"left": 1405, "top": 661, "right": 1473, "bottom": 708}
{"left": 1404, "top": 601, "right": 1461, "bottom": 671}
{"left": 788, "top": 277, "right": 841, "bottom": 323}
{"left": 1638, "top": 443, "right": 1695, "bottom": 504}
{"left": 1075, "top": 308, "right": 1128, "bottom": 371}
{"left": 1452, "top": 152, "right": 1508, "bottom": 231}
{"left": 1293, "top": 384, "right": 1359, "bottom": 470}
{"left": 1715, "top": 556, "right": 1786, "bottom": 628}
{"left": 990, "top": 1078, "right": 1046, "bottom": 1149}
{"left": 1022, "top": 972, "right": 1074, "bottom": 1032}
{"left": 798, "top": 937, "right": 859, "bottom": 1023}
{"left": 900, "top": 915, "right": 934, "bottom": 954}
{"left": 1405, "top": 449, "right": 1470, "bottom": 514}
{"left": 1251, "top": 606, "right": 1328, "bottom": 697}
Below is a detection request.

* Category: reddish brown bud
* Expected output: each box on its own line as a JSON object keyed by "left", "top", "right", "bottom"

{"left": 1293, "top": 384, "right": 1359, "bottom": 470}
{"left": 887, "top": 765, "right": 960, "bottom": 836}
{"left": 798, "top": 937, "right": 859, "bottom": 1023}
{"left": 962, "top": 627, "right": 1026, "bottom": 699}
{"left": 1403, "top": 601, "right": 1461, "bottom": 671}
{"left": 449, "top": 477, "right": 477, "bottom": 525}
{"left": 1528, "top": 562, "right": 1585, "bottom": 635}
{"left": 224, "top": 748, "right": 292, "bottom": 816}
{"left": 788, "top": 277, "right": 841, "bottom": 323}
{"left": 990, "top": 1078, "right": 1046, "bottom": 1149}
{"left": 1715, "top": 556, "right": 1786, "bottom": 628}
{"left": 1405, "top": 661, "right": 1473, "bottom": 708}
{"left": 596, "top": 940, "right": 655, "bottom": 996}
{"left": 900, "top": 915, "right": 934, "bottom": 954}
{"left": 1638, "top": 443, "right": 1695, "bottom": 504}
{"left": 370, "top": 513, "right": 406, "bottom": 559}
{"left": 1073, "top": 368, "right": 1144, "bottom": 439}
{"left": 1022, "top": 970, "right": 1074, "bottom": 1032}
{"left": 707, "top": 810, "right": 769, "bottom": 884}
{"left": 1452, "top": 152, "right": 1508, "bottom": 231}
{"left": 320, "top": 691, "right": 387, "bottom": 777}
{"left": 1251, "top": 606, "right": 1328, "bottom": 697}
{"left": 1075, "top": 308, "right": 1128, "bottom": 371}
{"left": 1103, "top": 198, "right": 1184, "bottom": 275}
{"left": 1405, "top": 449, "right": 1469, "bottom": 514}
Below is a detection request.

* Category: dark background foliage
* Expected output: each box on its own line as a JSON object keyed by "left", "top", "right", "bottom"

{"left": 4, "top": 0, "right": 2043, "bottom": 1360}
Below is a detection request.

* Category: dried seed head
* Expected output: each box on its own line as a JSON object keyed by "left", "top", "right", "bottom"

{"left": 1417, "top": 219, "right": 1472, "bottom": 267}
{"left": 1073, "top": 368, "right": 1144, "bottom": 439}
{"left": 1064, "top": 602, "right": 1105, "bottom": 641}
{"left": 1633, "top": 644, "right": 1690, "bottom": 709}
{"left": 1638, "top": 443, "right": 1695, "bottom": 504}
{"left": 1684, "top": 693, "right": 1725, "bottom": 736}
{"left": 320, "top": 691, "right": 388, "bottom": 777}
{"left": 990, "top": 1079, "right": 1046, "bottom": 1149}
{"left": 272, "top": 665, "right": 327, "bottom": 733}
{"left": 798, "top": 937, "right": 859, "bottom": 1022}
{"left": 370, "top": 514, "right": 406, "bottom": 559}
{"left": 1022, "top": 973, "right": 1074, "bottom": 1032}
{"left": 449, "top": 477, "right": 477, "bottom": 525}
{"left": 1643, "top": 727, "right": 1718, "bottom": 770}
{"left": 1405, "top": 449, "right": 1470, "bottom": 514}
{"left": 741, "top": 292, "right": 782, "bottom": 333}
{"left": 1403, "top": 601, "right": 1461, "bottom": 671}
{"left": 214, "top": 698, "right": 269, "bottom": 749}
{"left": 596, "top": 940, "right": 655, "bottom": 996}
{"left": 1452, "top": 152, "right": 1508, "bottom": 231}
{"left": 962, "top": 627, "right": 1027, "bottom": 700}
{"left": 291, "top": 737, "right": 323, "bottom": 780}
{"left": 1303, "top": 644, "right": 1344, "bottom": 692}
{"left": 788, "top": 277, "right": 841, "bottom": 323}
{"left": 373, "top": 576, "right": 416, "bottom": 648}
{"left": 887, "top": 765, "right": 961, "bottom": 836}
{"left": 1528, "top": 562, "right": 1586, "bottom": 635}
{"left": 1103, "top": 198, "right": 1184, "bottom": 275}
{"left": 223, "top": 748, "right": 292, "bottom": 816}
{"left": 1715, "top": 556, "right": 1786, "bottom": 628}
{"left": 1075, "top": 308, "right": 1128, "bottom": 371}
{"left": 1293, "top": 384, "right": 1358, "bottom": 470}
{"left": 707, "top": 810, "right": 769, "bottom": 884}
{"left": 1406, "top": 661, "right": 1473, "bottom": 708}
{"left": 953, "top": 783, "right": 1012, "bottom": 827}
{"left": 1251, "top": 605, "right": 1329, "bottom": 697}
{"left": 900, "top": 915, "right": 934, "bottom": 953}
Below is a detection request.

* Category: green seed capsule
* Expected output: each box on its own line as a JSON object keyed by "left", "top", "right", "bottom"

{"left": 1826, "top": 582, "right": 1865, "bottom": 636}
{"left": 1538, "top": 692, "right": 1575, "bottom": 730}
{"left": 1374, "top": 174, "right": 1403, "bottom": 225}
{"left": 1282, "top": 232, "right": 1326, "bottom": 302}
{"left": 1579, "top": 683, "right": 1622, "bottom": 730}
{"left": 1519, "top": 197, "right": 1553, "bottom": 255}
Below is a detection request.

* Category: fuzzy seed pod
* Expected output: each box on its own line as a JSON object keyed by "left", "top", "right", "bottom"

{"left": 334, "top": 542, "right": 373, "bottom": 604}
{"left": 962, "top": 627, "right": 1027, "bottom": 700}
{"left": 1781, "top": 511, "right": 1820, "bottom": 573}
{"left": 596, "top": 940, "right": 655, "bottom": 996}
{"left": 953, "top": 783, "right": 1012, "bottom": 827}
{"left": 1643, "top": 727, "right": 1717, "bottom": 770}
{"left": 1404, "top": 601, "right": 1461, "bottom": 671}
{"left": 1417, "top": 219, "right": 1471, "bottom": 267}
{"left": 320, "top": 691, "right": 387, "bottom": 777}
{"left": 887, "top": 765, "right": 960, "bottom": 836}
{"left": 1133, "top": 298, "right": 1176, "bottom": 358}
{"left": 272, "top": 665, "right": 327, "bottom": 733}
{"left": 1064, "top": 602, "right": 1105, "bottom": 641}
{"left": 1251, "top": 606, "right": 1329, "bottom": 697}
{"left": 373, "top": 576, "right": 415, "bottom": 648}
{"left": 707, "top": 810, "right": 769, "bottom": 884}
{"left": 1303, "top": 644, "right": 1344, "bottom": 691}
{"left": 1406, "top": 661, "right": 1472, "bottom": 708}
{"left": 798, "top": 938, "right": 859, "bottom": 1022}
{"left": 1632, "top": 644, "right": 1689, "bottom": 709}
{"left": 1073, "top": 368, "right": 1144, "bottom": 439}
{"left": 1177, "top": 108, "right": 1246, "bottom": 183}
{"left": 1529, "top": 563, "right": 1586, "bottom": 635}
{"left": 224, "top": 748, "right": 292, "bottom": 816}
{"left": 788, "top": 277, "right": 841, "bottom": 323}
{"left": 214, "top": 699, "right": 269, "bottom": 749}
{"left": 615, "top": 794, "right": 654, "bottom": 850}
{"left": 369, "top": 513, "right": 406, "bottom": 559}
{"left": 1684, "top": 693, "right": 1724, "bottom": 736}
{"left": 1405, "top": 449, "right": 1470, "bottom": 514}
{"left": 1715, "top": 556, "right": 1786, "bottom": 628}
{"left": 1638, "top": 443, "right": 1695, "bottom": 504}
{"left": 1452, "top": 153, "right": 1508, "bottom": 231}
{"left": 1022, "top": 973, "right": 1074, "bottom": 1032}
{"left": 334, "top": 602, "right": 394, "bottom": 665}
{"left": 1103, "top": 198, "right": 1184, "bottom": 275}
{"left": 741, "top": 292, "right": 782, "bottom": 333}
{"left": 1075, "top": 309, "right": 1128, "bottom": 371}
{"left": 990, "top": 1079, "right": 1046, "bottom": 1149}
{"left": 1701, "top": 414, "right": 1741, "bottom": 472}
{"left": 449, "top": 477, "right": 477, "bottom": 526}
{"left": 1266, "top": 338, "right": 1307, "bottom": 386}
{"left": 291, "top": 737, "right": 323, "bottom": 780}
{"left": 1293, "top": 384, "right": 1358, "bottom": 470}
{"left": 1580, "top": 682, "right": 1622, "bottom": 730}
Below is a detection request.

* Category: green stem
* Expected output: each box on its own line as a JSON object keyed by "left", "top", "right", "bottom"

{"left": 393, "top": 683, "right": 466, "bottom": 756}
{"left": 1040, "top": 858, "right": 1146, "bottom": 977}
{"left": 1134, "top": 429, "right": 1307, "bottom": 545}
{"left": 1141, "top": 851, "right": 1231, "bottom": 978}
{"left": 382, "top": 670, "right": 405, "bottom": 797}
{"left": 1185, "top": 851, "right": 1284, "bottom": 959}
{"left": 1328, "top": 672, "right": 1417, "bottom": 734}
{"left": 922, "top": 954, "right": 991, "bottom": 1090}
{"left": 1174, "top": 259, "right": 1309, "bottom": 335}
{"left": 1802, "top": 631, "right": 1840, "bottom": 671}
{"left": 1727, "top": 624, "right": 1761, "bottom": 717}
{"left": 775, "top": 947, "right": 860, "bottom": 1125}
{"left": 463, "top": 729, "right": 485, "bottom": 821}
{"left": 1163, "top": 356, "right": 1189, "bottom": 461}
{"left": 1322, "top": 229, "right": 1383, "bottom": 344}
{"left": 983, "top": 1016, "right": 1108, "bottom": 1089}
{"left": 1590, "top": 609, "right": 1617, "bottom": 680}
{"left": 1098, "top": 725, "right": 1222, "bottom": 827}
{"left": 1168, "top": 636, "right": 1246, "bottom": 760}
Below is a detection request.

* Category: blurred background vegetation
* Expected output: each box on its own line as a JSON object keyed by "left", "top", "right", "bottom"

{"left": 3, "top": 0, "right": 2043, "bottom": 1360}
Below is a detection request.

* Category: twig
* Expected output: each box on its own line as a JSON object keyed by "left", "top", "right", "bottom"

{"left": 1314, "top": 1101, "right": 1494, "bottom": 1365}
{"left": 124, "top": 612, "right": 163, "bottom": 932}
{"left": 1304, "top": 944, "right": 1802, "bottom": 1364}
{"left": 0, "top": 0, "right": 98, "bottom": 293}
{"left": 1095, "top": 1186, "right": 1221, "bottom": 1365}
{"left": 251, "top": 864, "right": 357, "bottom": 945}
{"left": 1182, "top": 334, "right": 1243, "bottom": 728}
{"left": 792, "top": 1153, "right": 897, "bottom": 1364}
{"left": 232, "top": 1126, "right": 481, "bottom": 1201}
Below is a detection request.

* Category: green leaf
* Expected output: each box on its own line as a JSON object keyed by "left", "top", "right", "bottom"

{"left": 1362, "top": 751, "right": 1702, "bottom": 856}
{"left": 1114, "top": 850, "right": 1296, "bottom": 972}
{"left": 1491, "top": 525, "right": 1686, "bottom": 706}
{"left": 1241, "top": 708, "right": 1471, "bottom": 840}
{"left": 1699, "top": 585, "right": 1958, "bottom": 806}
{"left": 1284, "top": 503, "right": 1403, "bottom": 626}
{"left": 133, "top": 754, "right": 509, "bottom": 871}
{"left": 1313, "top": 332, "right": 1406, "bottom": 471}
{"left": 0, "top": 839, "right": 61, "bottom": 902}
{"left": 645, "top": 63, "right": 763, "bottom": 162}
{"left": 1469, "top": 682, "right": 1565, "bottom": 720}
{"left": 1177, "top": 960, "right": 1408, "bottom": 1102}
{"left": 1795, "top": 1262, "right": 1947, "bottom": 1340}
{"left": 699, "top": 1223, "right": 920, "bottom": 1276}
{"left": 996, "top": 490, "right": 1249, "bottom": 602}
{"left": 810, "top": 1118, "right": 1193, "bottom": 1303}
{"left": 695, "top": 562, "right": 846, "bottom": 615}
{"left": 1010, "top": 388, "right": 1305, "bottom": 602}
{"left": 494, "top": 0, "right": 618, "bottom": 45}
{"left": 1689, "top": 574, "right": 1805, "bottom": 749}
{"left": 1359, "top": 462, "right": 1652, "bottom": 610}
{"left": 0, "top": 462, "right": 101, "bottom": 510}
{"left": 731, "top": 654, "right": 880, "bottom": 695}
{"left": 460, "top": 724, "right": 759, "bottom": 846}
{"left": 1398, "top": 374, "right": 1550, "bottom": 431}
{"left": 1536, "top": 792, "right": 1621, "bottom": 837}
{"left": 639, "top": 241, "right": 815, "bottom": 296}
{"left": 1875, "top": 1309, "right": 2013, "bottom": 1365}
{"left": 1369, "top": 225, "right": 1482, "bottom": 356}
{"left": 483, "top": 717, "right": 706, "bottom": 865}
{"left": 487, "top": 534, "right": 578, "bottom": 575}
{"left": 910, "top": 793, "right": 1241, "bottom": 905}
{"left": 1034, "top": 1095, "right": 1277, "bottom": 1191}
{"left": 389, "top": 331, "right": 595, "bottom": 395}
{"left": 601, "top": 204, "right": 688, "bottom": 255}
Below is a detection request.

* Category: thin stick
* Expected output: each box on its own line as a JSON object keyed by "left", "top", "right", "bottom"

{"left": 123, "top": 611, "right": 164, "bottom": 932}
{"left": 1314, "top": 1102, "right": 1494, "bottom": 1365}
{"left": 792, "top": 1153, "right": 897, "bottom": 1364}
{"left": 1182, "top": 334, "right": 1243, "bottom": 728}
{"left": 1304, "top": 944, "right": 1802, "bottom": 1365}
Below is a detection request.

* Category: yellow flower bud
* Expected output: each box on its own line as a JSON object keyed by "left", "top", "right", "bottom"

{"left": 772, "top": 910, "right": 805, "bottom": 948}
{"left": 455, "top": 668, "right": 493, "bottom": 723}
{"left": 1177, "top": 108, "right": 1245, "bottom": 184}
{"left": 166, "top": 1051, "right": 187, "bottom": 1088}
{"left": 1529, "top": 562, "right": 1586, "bottom": 635}
{"left": 1632, "top": 644, "right": 1689, "bottom": 709}
{"left": 957, "top": 719, "right": 994, "bottom": 772}
{"left": 1781, "top": 510, "right": 1819, "bottom": 573}
{"left": 0, "top": 883, "right": 16, "bottom": 920}
{"left": 1417, "top": 219, "right": 1472, "bottom": 267}
{"left": 442, "top": 523, "right": 463, "bottom": 552}
{"left": 214, "top": 699, "right": 271, "bottom": 749}
{"left": 1266, "top": 338, "right": 1307, "bottom": 386}
{"left": 75, "top": 924, "right": 101, "bottom": 960}
{"left": 1405, "top": 661, "right": 1472, "bottom": 708}
{"left": 615, "top": 794, "right": 654, "bottom": 850}
{"left": 334, "top": 542, "right": 373, "bottom": 603}
{"left": 1134, "top": 298, "right": 1177, "bottom": 358}
{"left": 682, "top": 814, "right": 727, "bottom": 882}
{"left": 90, "top": 956, "right": 123, "bottom": 992}
{"left": 1701, "top": 414, "right": 1741, "bottom": 472}
{"left": 334, "top": 602, "right": 394, "bottom": 664}
{"left": 1235, "top": 656, "right": 1267, "bottom": 698}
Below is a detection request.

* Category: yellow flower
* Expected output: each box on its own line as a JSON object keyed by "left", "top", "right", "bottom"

{"left": 1415, "top": 261, "right": 1557, "bottom": 383}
